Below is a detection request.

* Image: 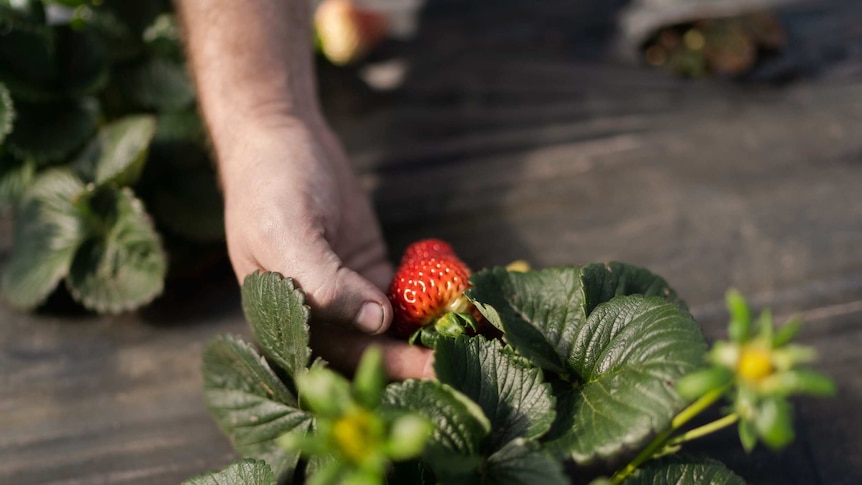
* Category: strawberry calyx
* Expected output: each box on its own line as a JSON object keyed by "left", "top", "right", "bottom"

{"left": 407, "top": 311, "right": 479, "bottom": 347}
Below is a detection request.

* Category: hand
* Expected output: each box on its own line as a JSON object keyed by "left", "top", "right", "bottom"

{"left": 218, "top": 115, "right": 433, "bottom": 380}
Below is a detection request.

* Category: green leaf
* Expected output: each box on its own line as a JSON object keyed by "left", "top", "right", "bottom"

{"left": 754, "top": 397, "right": 794, "bottom": 449}
{"left": 143, "top": 13, "right": 183, "bottom": 60}
{"left": 756, "top": 308, "right": 774, "bottom": 343}
{"left": 296, "top": 366, "right": 352, "bottom": 417}
{"left": 0, "top": 151, "right": 35, "bottom": 206}
{"left": 773, "top": 317, "right": 803, "bottom": 347}
{"left": 548, "top": 295, "right": 707, "bottom": 465}
{"left": 677, "top": 367, "right": 733, "bottom": 401}
{"left": 1, "top": 169, "right": 86, "bottom": 310}
{"left": 114, "top": 57, "right": 195, "bottom": 111}
{"left": 580, "top": 262, "right": 685, "bottom": 315}
{"left": 202, "top": 335, "right": 312, "bottom": 478}
{"left": 726, "top": 289, "right": 752, "bottom": 343}
{"left": 81, "top": 6, "right": 142, "bottom": 62}
{"left": 97, "top": 0, "right": 164, "bottom": 42}
{"left": 0, "top": 83, "right": 13, "bottom": 144}
{"left": 203, "top": 334, "right": 298, "bottom": 407}
{"left": 467, "top": 267, "right": 585, "bottom": 375}
{"left": 241, "top": 271, "right": 311, "bottom": 379}
{"left": 0, "top": 14, "right": 106, "bottom": 99}
{"left": 306, "top": 460, "right": 346, "bottom": 485}
{"left": 353, "top": 346, "right": 385, "bottom": 409}
{"left": 305, "top": 455, "right": 339, "bottom": 483}
{"left": 738, "top": 419, "right": 757, "bottom": 452}
{"left": 0, "top": 15, "right": 56, "bottom": 100}
{"left": 625, "top": 455, "right": 745, "bottom": 485}
{"left": 182, "top": 458, "right": 277, "bottom": 485}
{"left": 434, "top": 337, "right": 556, "bottom": 447}
{"left": 72, "top": 115, "right": 157, "bottom": 188}
{"left": 484, "top": 438, "right": 567, "bottom": 485}
{"left": 381, "top": 379, "right": 490, "bottom": 477}
{"left": 154, "top": 109, "right": 206, "bottom": 144}
{"left": 769, "top": 369, "right": 836, "bottom": 397}
{"left": 387, "top": 415, "right": 434, "bottom": 461}
{"left": 66, "top": 187, "right": 166, "bottom": 313}
{"left": 55, "top": 25, "right": 108, "bottom": 96}
{"left": 7, "top": 98, "right": 99, "bottom": 165}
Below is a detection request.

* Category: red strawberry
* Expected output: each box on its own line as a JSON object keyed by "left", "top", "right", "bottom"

{"left": 388, "top": 253, "right": 475, "bottom": 339}
{"left": 399, "top": 239, "right": 457, "bottom": 265}
{"left": 314, "top": 0, "right": 389, "bottom": 66}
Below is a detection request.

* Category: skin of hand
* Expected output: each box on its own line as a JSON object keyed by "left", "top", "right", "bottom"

{"left": 175, "top": 0, "right": 433, "bottom": 379}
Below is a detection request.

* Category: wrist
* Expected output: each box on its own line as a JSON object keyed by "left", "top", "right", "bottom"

{"left": 212, "top": 109, "right": 331, "bottom": 194}
{"left": 208, "top": 98, "right": 324, "bottom": 151}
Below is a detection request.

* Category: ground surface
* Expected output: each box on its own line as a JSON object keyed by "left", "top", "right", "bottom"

{"left": 2, "top": 0, "right": 862, "bottom": 483}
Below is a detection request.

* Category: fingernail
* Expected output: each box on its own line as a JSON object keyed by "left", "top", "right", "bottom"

{"left": 354, "top": 302, "right": 384, "bottom": 333}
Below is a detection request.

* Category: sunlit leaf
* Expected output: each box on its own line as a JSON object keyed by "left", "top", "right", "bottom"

{"left": 0, "top": 151, "right": 35, "bottom": 206}
{"left": 626, "top": 455, "right": 745, "bottom": 485}
{"left": 182, "top": 458, "right": 276, "bottom": 485}
{"left": 1, "top": 169, "right": 86, "bottom": 309}
{"left": 580, "top": 262, "right": 685, "bottom": 315}
{"left": 382, "top": 379, "right": 490, "bottom": 479}
{"left": 66, "top": 187, "right": 166, "bottom": 313}
{"left": 726, "top": 289, "right": 752, "bottom": 343}
{"left": 435, "top": 337, "right": 555, "bottom": 447}
{"left": 241, "top": 271, "right": 311, "bottom": 379}
{"left": 738, "top": 419, "right": 757, "bottom": 453}
{"left": 677, "top": 367, "right": 733, "bottom": 401}
{"left": 202, "top": 335, "right": 311, "bottom": 478}
{"left": 0, "top": 82, "right": 13, "bottom": 144}
{"left": 467, "top": 267, "right": 585, "bottom": 375}
{"left": 547, "top": 296, "right": 707, "bottom": 465}
{"left": 114, "top": 56, "right": 194, "bottom": 111}
{"left": 753, "top": 397, "right": 794, "bottom": 450}
{"left": 72, "top": 115, "right": 157, "bottom": 188}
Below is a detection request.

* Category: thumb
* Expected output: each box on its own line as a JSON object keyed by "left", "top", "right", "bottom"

{"left": 283, "top": 238, "right": 393, "bottom": 335}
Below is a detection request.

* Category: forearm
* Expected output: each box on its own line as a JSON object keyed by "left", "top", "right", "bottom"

{"left": 176, "top": 0, "right": 322, "bottom": 168}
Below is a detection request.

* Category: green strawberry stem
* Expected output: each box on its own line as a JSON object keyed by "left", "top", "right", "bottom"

{"left": 609, "top": 384, "right": 731, "bottom": 485}
{"left": 660, "top": 413, "right": 739, "bottom": 453}
{"left": 447, "top": 294, "right": 473, "bottom": 315}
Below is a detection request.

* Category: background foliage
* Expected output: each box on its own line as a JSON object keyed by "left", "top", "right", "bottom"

{"left": 0, "top": 0, "right": 224, "bottom": 313}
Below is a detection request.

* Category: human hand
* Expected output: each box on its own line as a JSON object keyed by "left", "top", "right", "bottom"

{"left": 218, "top": 115, "right": 433, "bottom": 380}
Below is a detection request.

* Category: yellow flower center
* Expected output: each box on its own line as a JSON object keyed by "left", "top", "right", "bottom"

{"left": 332, "top": 409, "right": 381, "bottom": 464}
{"left": 737, "top": 345, "right": 774, "bottom": 383}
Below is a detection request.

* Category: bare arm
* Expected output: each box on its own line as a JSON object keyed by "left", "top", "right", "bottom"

{"left": 176, "top": 0, "right": 433, "bottom": 379}
{"left": 176, "top": 0, "right": 320, "bottom": 178}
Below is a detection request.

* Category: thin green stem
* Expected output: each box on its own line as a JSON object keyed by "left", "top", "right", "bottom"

{"left": 608, "top": 385, "right": 730, "bottom": 485}
{"left": 664, "top": 413, "right": 739, "bottom": 449}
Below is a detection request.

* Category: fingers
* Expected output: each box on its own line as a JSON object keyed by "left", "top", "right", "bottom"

{"left": 288, "top": 238, "right": 394, "bottom": 335}
{"left": 229, "top": 219, "right": 394, "bottom": 335}
{"left": 311, "top": 321, "right": 435, "bottom": 380}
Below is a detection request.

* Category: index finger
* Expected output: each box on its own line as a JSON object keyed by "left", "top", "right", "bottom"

{"left": 310, "top": 321, "right": 435, "bottom": 380}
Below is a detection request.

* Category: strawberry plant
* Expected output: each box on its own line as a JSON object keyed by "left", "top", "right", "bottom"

{"left": 0, "top": 0, "right": 223, "bottom": 313}
{"left": 186, "top": 243, "right": 832, "bottom": 484}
